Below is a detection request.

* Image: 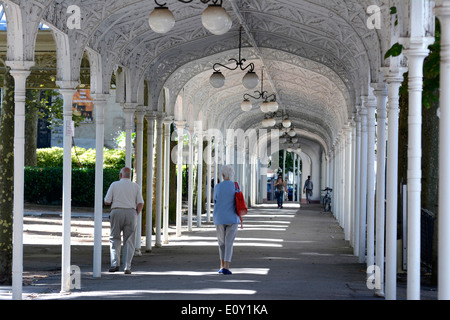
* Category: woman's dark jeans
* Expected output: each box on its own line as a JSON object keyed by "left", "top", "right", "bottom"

{"left": 276, "top": 191, "right": 284, "bottom": 208}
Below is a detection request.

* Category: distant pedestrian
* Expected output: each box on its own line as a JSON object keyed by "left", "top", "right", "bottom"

{"left": 104, "top": 167, "right": 144, "bottom": 274}
{"left": 274, "top": 176, "right": 288, "bottom": 209}
{"left": 213, "top": 165, "right": 241, "bottom": 275}
{"left": 303, "top": 176, "right": 313, "bottom": 204}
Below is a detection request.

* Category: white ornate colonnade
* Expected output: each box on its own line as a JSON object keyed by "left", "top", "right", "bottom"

{"left": 1, "top": 0, "right": 450, "bottom": 301}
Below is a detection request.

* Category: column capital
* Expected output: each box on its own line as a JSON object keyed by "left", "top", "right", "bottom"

{"left": 145, "top": 111, "right": 157, "bottom": 121}
{"left": 156, "top": 112, "right": 166, "bottom": 120}
{"left": 364, "top": 95, "right": 377, "bottom": 111}
{"left": 5, "top": 60, "right": 34, "bottom": 72}
{"left": 136, "top": 105, "right": 146, "bottom": 114}
{"left": 401, "top": 37, "right": 434, "bottom": 57}
{"left": 122, "top": 102, "right": 138, "bottom": 111}
{"left": 56, "top": 80, "right": 80, "bottom": 90}
{"left": 371, "top": 82, "right": 388, "bottom": 97}
{"left": 174, "top": 120, "right": 186, "bottom": 129}
{"left": 91, "top": 93, "right": 109, "bottom": 102}
{"left": 163, "top": 116, "right": 174, "bottom": 126}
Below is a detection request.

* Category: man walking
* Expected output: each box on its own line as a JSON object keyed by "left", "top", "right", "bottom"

{"left": 303, "top": 176, "right": 313, "bottom": 204}
{"left": 104, "top": 167, "right": 144, "bottom": 274}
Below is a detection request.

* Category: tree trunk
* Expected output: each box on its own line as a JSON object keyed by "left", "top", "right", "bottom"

{"left": 169, "top": 125, "right": 176, "bottom": 223}
{"left": 422, "top": 89, "right": 440, "bottom": 285}
{"left": 24, "top": 89, "right": 39, "bottom": 167}
{"left": 0, "top": 68, "right": 15, "bottom": 285}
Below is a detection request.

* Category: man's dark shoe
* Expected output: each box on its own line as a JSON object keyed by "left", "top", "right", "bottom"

{"left": 109, "top": 266, "right": 120, "bottom": 272}
{"left": 124, "top": 269, "right": 132, "bottom": 274}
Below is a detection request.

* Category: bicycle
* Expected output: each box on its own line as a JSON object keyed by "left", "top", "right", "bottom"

{"left": 322, "top": 188, "right": 332, "bottom": 212}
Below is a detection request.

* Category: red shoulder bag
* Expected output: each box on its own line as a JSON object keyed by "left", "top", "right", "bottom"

{"left": 234, "top": 182, "right": 248, "bottom": 229}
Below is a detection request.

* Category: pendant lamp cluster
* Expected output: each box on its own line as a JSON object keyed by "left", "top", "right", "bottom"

{"left": 148, "top": 0, "right": 232, "bottom": 35}
{"left": 209, "top": 27, "right": 259, "bottom": 89}
{"left": 241, "top": 69, "right": 278, "bottom": 112}
{"left": 262, "top": 111, "right": 292, "bottom": 129}
{"left": 279, "top": 125, "right": 301, "bottom": 153}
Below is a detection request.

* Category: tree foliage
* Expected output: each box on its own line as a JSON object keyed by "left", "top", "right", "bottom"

{"left": 0, "top": 68, "right": 15, "bottom": 285}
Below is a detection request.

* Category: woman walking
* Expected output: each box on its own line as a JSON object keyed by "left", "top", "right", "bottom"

{"left": 213, "top": 165, "right": 241, "bottom": 275}
{"left": 274, "top": 176, "right": 288, "bottom": 209}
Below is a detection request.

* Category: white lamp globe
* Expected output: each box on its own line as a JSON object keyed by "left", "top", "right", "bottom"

{"left": 260, "top": 101, "right": 270, "bottom": 113}
{"left": 267, "top": 100, "right": 279, "bottom": 112}
{"left": 267, "top": 118, "right": 276, "bottom": 127}
{"left": 241, "top": 100, "right": 252, "bottom": 112}
{"left": 262, "top": 118, "right": 276, "bottom": 128}
{"left": 282, "top": 119, "right": 291, "bottom": 128}
{"left": 287, "top": 147, "right": 293, "bottom": 152}
{"left": 288, "top": 129, "right": 296, "bottom": 137}
{"left": 297, "top": 148, "right": 302, "bottom": 153}
{"left": 242, "top": 71, "right": 259, "bottom": 89}
{"left": 201, "top": 5, "right": 232, "bottom": 35}
{"left": 210, "top": 71, "right": 225, "bottom": 88}
{"left": 148, "top": 7, "right": 175, "bottom": 34}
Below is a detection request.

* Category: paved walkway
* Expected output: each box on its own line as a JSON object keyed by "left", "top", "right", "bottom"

{"left": 0, "top": 203, "right": 438, "bottom": 302}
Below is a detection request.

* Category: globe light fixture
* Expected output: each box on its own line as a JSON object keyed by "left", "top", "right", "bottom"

{"left": 242, "top": 71, "right": 259, "bottom": 90}
{"left": 260, "top": 101, "right": 270, "bottom": 113}
{"left": 148, "top": 0, "right": 232, "bottom": 35}
{"left": 262, "top": 117, "right": 276, "bottom": 128}
{"left": 210, "top": 27, "right": 258, "bottom": 89}
{"left": 209, "top": 71, "right": 225, "bottom": 88}
{"left": 241, "top": 99, "right": 252, "bottom": 112}
{"left": 267, "top": 100, "right": 279, "bottom": 112}
{"left": 282, "top": 118, "right": 292, "bottom": 128}
{"left": 148, "top": 4, "right": 175, "bottom": 33}
{"left": 288, "top": 128, "right": 296, "bottom": 137}
{"left": 242, "top": 69, "right": 277, "bottom": 113}
{"left": 201, "top": 5, "right": 232, "bottom": 35}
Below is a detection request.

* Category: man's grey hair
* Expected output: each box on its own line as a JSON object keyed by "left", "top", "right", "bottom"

{"left": 220, "top": 165, "right": 235, "bottom": 181}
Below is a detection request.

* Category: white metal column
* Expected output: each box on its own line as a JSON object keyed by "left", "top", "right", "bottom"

{"left": 187, "top": 128, "right": 195, "bottom": 231}
{"left": 366, "top": 95, "right": 377, "bottom": 269}
{"left": 374, "top": 82, "right": 388, "bottom": 297}
{"left": 436, "top": 2, "right": 450, "bottom": 300}
{"left": 58, "top": 86, "right": 77, "bottom": 293}
{"left": 145, "top": 113, "right": 156, "bottom": 251}
{"left": 196, "top": 130, "right": 204, "bottom": 227}
{"left": 359, "top": 104, "right": 368, "bottom": 264}
{"left": 155, "top": 113, "right": 165, "bottom": 247}
{"left": 163, "top": 117, "right": 173, "bottom": 244}
{"left": 402, "top": 39, "right": 433, "bottom": 301}
{"left": 123, "top": 106, "right": 135, "bottom": 169}
{"left": 135, "top": 108, "right": 145, "bottom": 255}
{"left": 92, "top": 94, "right": 108, "bottom": 278}
{"left": 384, "top": 69, "right": 407, "bottom": 300}
{"left": 354, "top": 110, "right": 361, "bottom": 257}
{"left": 8, "top": 64, "right": 32, "bottom": 300}
{"left": 175, "top": 121, "right": 186, "bottom": 237}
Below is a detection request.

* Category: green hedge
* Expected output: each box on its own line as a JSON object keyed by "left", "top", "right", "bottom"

{"left": 36, "top": 147, "right": 126, "bottom": 170}
{"left": 25, "top": 167, "right": 120, "bottom": 207}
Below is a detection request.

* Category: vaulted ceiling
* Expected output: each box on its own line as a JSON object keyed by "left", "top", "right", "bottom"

{"left": 3, "top": 0, "right": 391, "bottom": 152}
